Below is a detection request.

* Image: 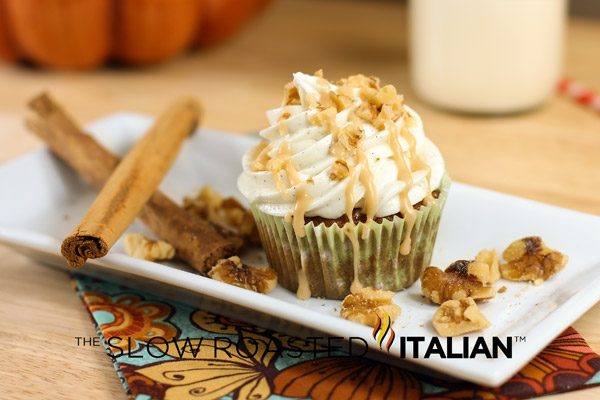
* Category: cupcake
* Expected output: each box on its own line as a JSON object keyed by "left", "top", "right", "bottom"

{"left": 238, "top": 71, "right": 449, "bottom": 299}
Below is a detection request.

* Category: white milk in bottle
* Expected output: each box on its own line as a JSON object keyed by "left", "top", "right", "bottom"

{"left": 409, "top": 0, "right": 567, "bottom": 113}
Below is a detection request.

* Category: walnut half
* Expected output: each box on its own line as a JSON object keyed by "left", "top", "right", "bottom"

{"left": 124, "top": 233, "right": 175, "bottom": 261}
{"left": 183, "top": 186, "right": 259, "bottom": 247}
{"left": 340, "top": 287, "right": 401, "bottom": 327}
{"left": 421, "top": 262, "right": 496, "bottom": 305}
{"left": 472, "top": 249, "right": 501, "bottom": 285}
{"left": 209, "top": 256, "right": 277, "bottom": 294}
{"left": 500, "top": 236, "right": 568, "bottom": 284}
{"left": 433, "top": 298, "right": 490, "bottom": 337}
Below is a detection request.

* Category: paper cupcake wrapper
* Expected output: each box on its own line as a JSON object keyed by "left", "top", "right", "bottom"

{"left": 251, "top": 175, "right": 451, "bottom": 299}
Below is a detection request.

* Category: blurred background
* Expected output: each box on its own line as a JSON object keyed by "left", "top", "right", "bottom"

{"left": 0, "top": 0, "right": 599, "bottom": 212}
{"left": 572, "top": 0, "right": 600, "bottom": 16}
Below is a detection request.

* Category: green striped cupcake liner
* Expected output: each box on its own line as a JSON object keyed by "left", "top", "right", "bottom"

{"left": 251, "top": 175, "right": 451, "bottom": 299}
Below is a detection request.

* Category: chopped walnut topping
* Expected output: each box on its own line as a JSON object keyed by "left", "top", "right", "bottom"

{"left": 346, "top": 84, "right": 404, "bottom": 130}
{"left": 328, "top": 91, "right": 354, "bottom": 112}
{"left": 421, "top": 263, "right": 496, "bottom": 305}
{"left": 209, "top": 256, "right": 277, "bottom": 294}
{"left": 340, "top": 287, "right": 401, "bottom": 327}
{"left": 285, "top": 72, "right": 412, "bottom": 176}
{"left": 375, "top": 85, "right": 400, "bottom": 105}
{"left": 373, "top": 104, "right": 403, "bottom": 130}
{"left": 337, "top": 84, "right": 355, "bottom": 100}
{"left": 469, "top": 249, "right": 501, "bottom": 285}
{"left": 124, "top": 234, "right": 175, "bottom": 261}
{"left": 333, "top": 124, "right": 364, "bottom": 156}
{"left": 338, "top": 74, "right": 380, "bottom": 90}
{"left": 500, "top": 236, "right": 568, "bottom": 283}
{"left": 354, "top": 101, "right": 379, "bottom": 123}
{"left": 183, "top": 186, "right": 259, "bottom": 246}
{"left": 283, "top": 82, "right": 300, "bottom": 105}
{"left": 433, "top": 298, "right": 490, "bottom": 337}
{"left": 359, "top": 86, "right": 379, "bottom": 105}
{"left": 330, "top": 159, "right": 350, "bottom": 181}
{"left": 277, "top": 110, "right": 292, "bottom": 122}
{"left": 309, "top": 107, "right": 338, "bottom": 134}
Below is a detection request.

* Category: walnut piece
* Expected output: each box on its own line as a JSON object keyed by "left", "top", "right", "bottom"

{"left": 337, "top": 74, "right": 380, "bottom": 90}
{"left": 500, "top": 236, "right": 568, "bottom": 283}
{"left": 421, "top": 262, "right": 496, "bottom": 305}
{"left": 354, "top": 101, "right": 379, "bottom": 123}
{"left": 124, "top": 234, "right": 175, "bottom": 261}
{"left": 433, "top": 298, "right": 490, "bottom": 337}
{"left": 329, "top": 159, "right": 350, "bottom": 181}
{"left": 340, "top": 287, "right": 401, "bottom": 327}
{"left": 470, "top": 249, "right": 501, "bottom": 285}
{"left": 183, "top": 186, "right": 259, "bottom": 247}
{"left": 282, "top": 81, "right": 300, "bottom": 105}
{"left": 328, "top": 91, "right": 353, "bottom": 112}
{"left": 310, "top": 107, "right": 338, "bottom": 134}
{"left": 209, "top": 256, "right": 277, "bottom": 294}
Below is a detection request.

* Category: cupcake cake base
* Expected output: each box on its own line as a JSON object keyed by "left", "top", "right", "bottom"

{"left": 252, "top": 175, "right": 451, "bottom": 299}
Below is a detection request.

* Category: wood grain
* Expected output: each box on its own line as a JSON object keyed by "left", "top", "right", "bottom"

{"left": 0, "top": 0, "right": 599, "bottom": 398}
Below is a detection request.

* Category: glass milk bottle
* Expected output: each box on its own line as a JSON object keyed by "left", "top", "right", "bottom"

{"left": 408, "top": 0, "right": 567, "bottom": 114}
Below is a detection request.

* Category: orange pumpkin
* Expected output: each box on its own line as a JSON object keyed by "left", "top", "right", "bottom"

{"left": 0, "top": 0, "right": 270, "bottom": 69}
{"left": 0, "top": 1, "right": 17, "bottom": 60}
{"left": 198, "top": 0, "right": 269, "bottom": 46}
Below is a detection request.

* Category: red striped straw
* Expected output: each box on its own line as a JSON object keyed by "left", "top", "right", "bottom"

{"left": 558, "top": 78, "right": 600, "bottom": 114}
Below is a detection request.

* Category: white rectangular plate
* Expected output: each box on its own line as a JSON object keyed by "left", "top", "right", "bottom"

{"left": 1, "top": 113, "right": 600, "bottom": 387}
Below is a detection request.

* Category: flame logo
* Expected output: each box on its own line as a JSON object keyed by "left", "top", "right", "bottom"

{"left": 372, "top": 312, "right": 395, "bottom": 352}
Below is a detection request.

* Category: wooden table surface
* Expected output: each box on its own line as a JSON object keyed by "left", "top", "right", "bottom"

{"left": 1, "top": 1, "right": 599, "bottom": 399}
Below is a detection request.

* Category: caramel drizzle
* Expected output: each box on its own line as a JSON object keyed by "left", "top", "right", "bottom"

{"left": 326, "top": 88, "right": 380, "bottom": 290}
{"left": 293, "top": 182, "right": 313, "bottom": 299}
{"left": 345, "top": 224, "right": 363, "bottom": 294}
{"left": 296, "top": 250, "right": 311, "bottom": 299}
{"left": 293, "top": 183, "right": 312, "bottom": 238}
{"left": 400, "top": 123, "right": 434, "bottom": 205}
{"left": 343, "top": 166, "right": 363, "bottom": 293}
{"left": 265, "top": 141, "right": 309, "bottom": 236}
{"left": 331, "top": 126, "right": 379, "bottom": 291}
{"left": 357, "top": 150, "right": 377, "bottom": 239}
{"left": 250, "top": 141, "right": 271, "bottom": 171}
{"left": 344, "top": 165, "right": 359, "bottom": 221}
{"left": 342, "top": 154, "right": 375, "bottom": 293}
{"left": 388, "top": 122, "right": 417, "bottom": 255}
{"left": 259, "top": 138, "right": 313, "bottom": 295}
{"left": 265, "top": 141, "right": 302, "bottom": 198}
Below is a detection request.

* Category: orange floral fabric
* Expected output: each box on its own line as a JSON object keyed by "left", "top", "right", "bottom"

{"left": 74, "top": 275, "right": 600, "bottom": 400}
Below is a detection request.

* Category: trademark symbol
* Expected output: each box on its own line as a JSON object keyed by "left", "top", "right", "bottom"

{"left": 513, "top": 336, "right": 526, "bottom": 343}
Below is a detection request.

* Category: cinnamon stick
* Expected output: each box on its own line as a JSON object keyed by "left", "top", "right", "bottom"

{"left": 26, "top": 93, "right": 237, "bottom": 273}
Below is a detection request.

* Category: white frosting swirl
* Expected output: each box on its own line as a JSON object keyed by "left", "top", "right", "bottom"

{"left": 237, "top": 72, "right": 445, "bottom": 219}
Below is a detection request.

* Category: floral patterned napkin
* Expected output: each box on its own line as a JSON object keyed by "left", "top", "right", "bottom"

{"left": 72, "top": 274, "right": 600, "bottom": 400}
